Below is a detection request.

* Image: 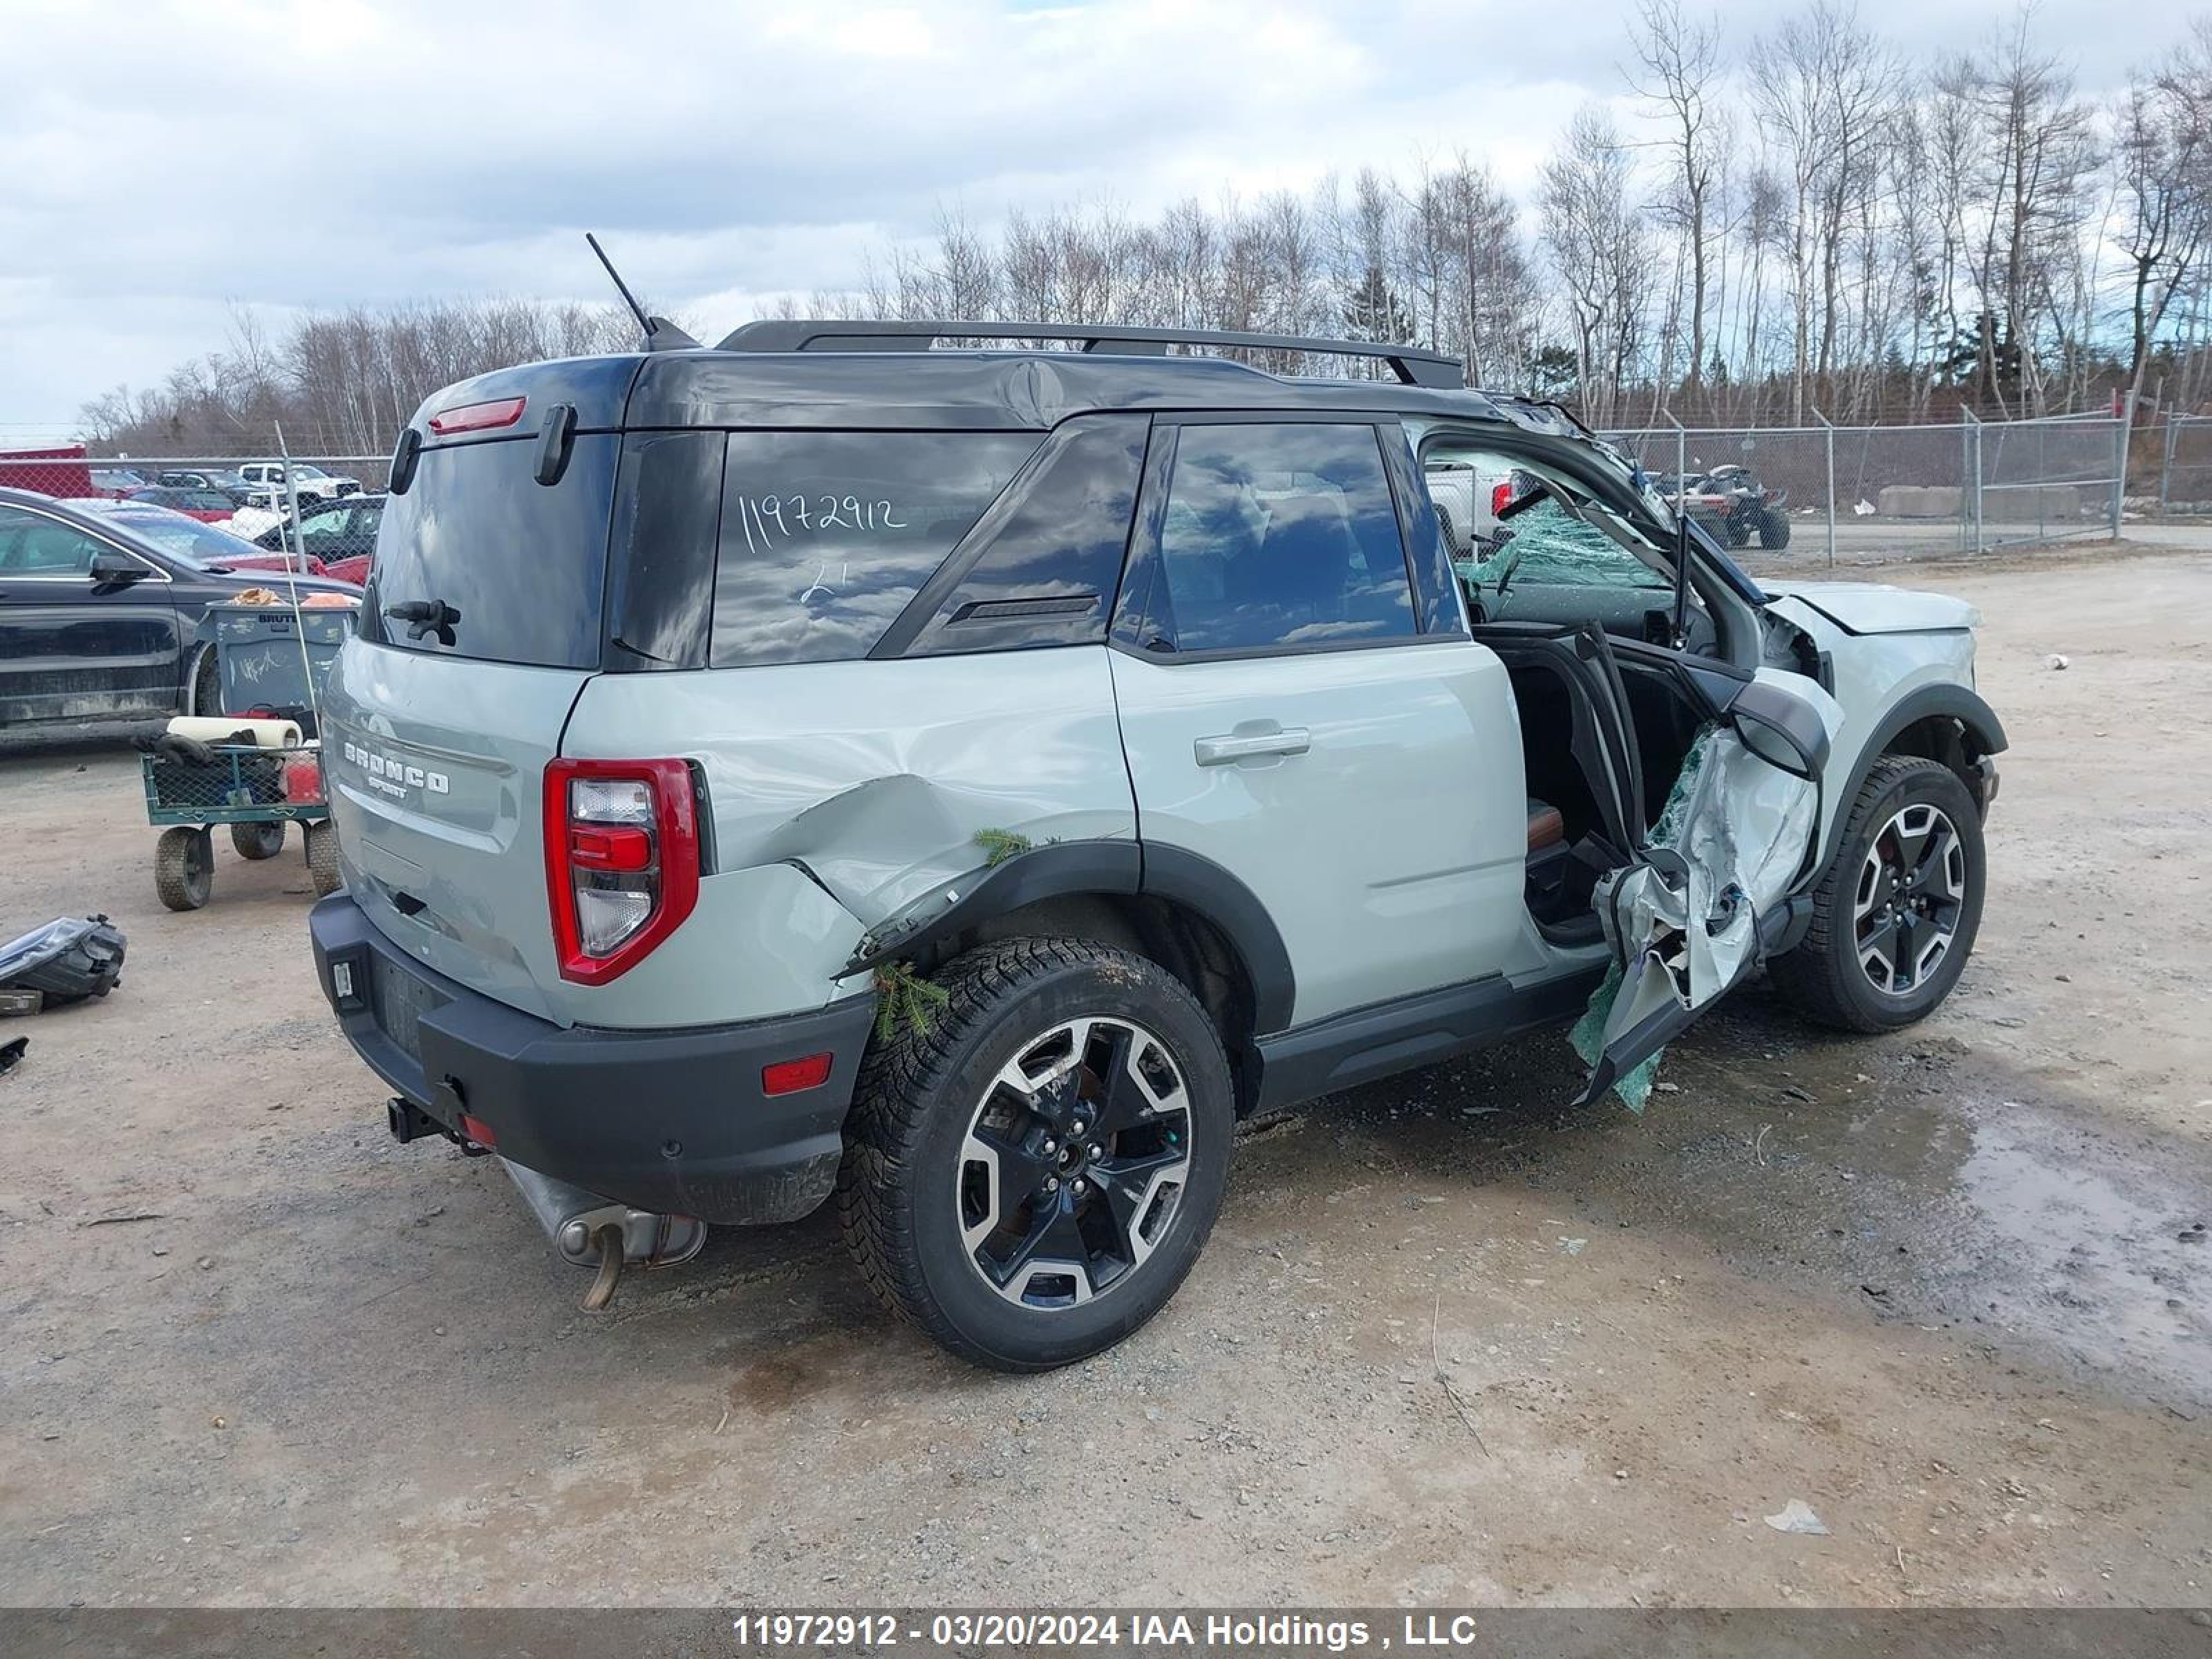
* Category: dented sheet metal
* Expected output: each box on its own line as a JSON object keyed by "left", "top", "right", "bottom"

{"left": 1572, "top": 718, "right": 1821, "bottom": 1110}
{"left": 560, "top": 650, "right": 1138, "bottom": 1017}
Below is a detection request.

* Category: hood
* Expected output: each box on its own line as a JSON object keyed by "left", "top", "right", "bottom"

{"left": 1761, "top": 580, "right": 1979, "bottom": 635}
{"left": 206, "top": 564, "right": 352, "bottom": 595}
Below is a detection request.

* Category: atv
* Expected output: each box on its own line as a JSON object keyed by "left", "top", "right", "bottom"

{"left": 1666, "top": 463, "right": 1792, "bottom": 550}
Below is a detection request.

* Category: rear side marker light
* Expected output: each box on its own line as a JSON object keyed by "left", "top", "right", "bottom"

{"left": 545, "top": 758, "right": 701, "bottom": 985}
{"left": 428, "top": 396, "right": 527, "bottom": 435}
{"left": 762, "top": 1053, "right": 834, "bottom": 1096}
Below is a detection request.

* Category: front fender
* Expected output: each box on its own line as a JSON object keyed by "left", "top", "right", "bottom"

{"left": 1815, "top": 682, "right": 2007, "bottom": 869}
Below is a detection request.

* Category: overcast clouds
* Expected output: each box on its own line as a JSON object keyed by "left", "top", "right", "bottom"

{"left": 0, "top": 0, "right": 2155, "bottom": 437}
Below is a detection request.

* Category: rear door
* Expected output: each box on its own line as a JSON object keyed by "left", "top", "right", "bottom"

{"left": 326, "top": 427, "right": 622, "bottom": 1023}
{"left": 1109, "top": 417, "right": 1529, "bottom": 1028}
{"left": 0, "top": 502, "right": 181, "bottom": 722}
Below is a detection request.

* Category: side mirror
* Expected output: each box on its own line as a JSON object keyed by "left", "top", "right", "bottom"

{"left": 88, "top": 550, "right": 148, "bottom": 588}
{"left": 1730, "top": 678, "right": 1830, "bottom": 780}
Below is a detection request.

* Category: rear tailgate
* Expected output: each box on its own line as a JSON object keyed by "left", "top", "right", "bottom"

{"left": 326, "top": 392, "right": 626, "bottom": 1027}
{"left": 325, "top": 644, "right": 590, "bottom": 1024}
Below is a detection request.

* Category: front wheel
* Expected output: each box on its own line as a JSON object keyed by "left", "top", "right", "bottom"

{"left": 838, "top": 938, "right": 1235, "bottom": 1371}
{"left": 1770, "top": 756, "right": 1985, "bottom": 1032}
{"left": 155, "top": 827, "right": 213, "bottom": 911}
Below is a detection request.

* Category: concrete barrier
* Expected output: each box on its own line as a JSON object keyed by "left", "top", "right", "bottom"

{"left": 1877, "top": 485, "right": 1962, "bottom": 518}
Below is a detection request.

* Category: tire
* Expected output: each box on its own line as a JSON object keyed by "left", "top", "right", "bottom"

{"left": 304, "top": 820, "right": 342, "bottom": 897}
{"left": 837, "top": 937, "right": 1235, "bottom": 1371}
{"left": 1771, "top": 756, "right": 1985, "bottom": 1033}
{"left": 188, "top": 648, "right": 221, "bottom": 718}
{"left": 231, "top": 820, "right": 285, "bottom": 860}
{"left": 155, "top": 826, "right": 214, "bottom": 912}
{"left": 1757, "top": 509, "right": 1792, "bottom": 550}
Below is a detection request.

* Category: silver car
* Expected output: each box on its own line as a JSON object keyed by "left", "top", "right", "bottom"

{"left": 309, "top": 321, "right": 2003, "bottom": 1370}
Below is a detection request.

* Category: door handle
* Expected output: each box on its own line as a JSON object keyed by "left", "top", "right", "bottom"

{"left": 1194, "top": 727, "right": 1311, "bottom": 766}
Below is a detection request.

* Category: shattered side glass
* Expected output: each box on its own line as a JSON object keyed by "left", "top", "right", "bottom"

{"left": 1456, "top": 497, "right": 1671, "bottom": 599}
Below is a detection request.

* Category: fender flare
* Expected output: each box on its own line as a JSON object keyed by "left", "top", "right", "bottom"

{"left": 1138, "top": 843, "right": 1296, "bottom": 1035}
{"left": 843, "top": 838, "right": 1297, "bottom": 1036}
{"left": 1819, "top": 684, "right": 2008, "bottom": 867}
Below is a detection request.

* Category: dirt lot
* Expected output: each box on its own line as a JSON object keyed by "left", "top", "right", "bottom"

{"left": 3, "top": 545, "right": 2209, "bottom": 1611}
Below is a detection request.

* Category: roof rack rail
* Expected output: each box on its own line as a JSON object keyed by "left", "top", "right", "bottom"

{"left": 715, "top": 319, "right": 1465, "bottom": 389}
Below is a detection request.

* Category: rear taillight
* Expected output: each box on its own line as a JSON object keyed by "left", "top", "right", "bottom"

{"left": 1491, "top": 480, "right": 1514, "bottom": 516}
{"left": 544, "top": 758, "right": 700, "bottom": 985}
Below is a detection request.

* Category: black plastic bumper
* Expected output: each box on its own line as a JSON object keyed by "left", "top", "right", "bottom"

{"left": 309, "top": 893, "right": 875, "bottom": 1226}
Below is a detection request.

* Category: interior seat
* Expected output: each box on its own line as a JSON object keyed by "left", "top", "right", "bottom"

{"left": 1527, "top": 797, "right": 1565, "bottom": 852}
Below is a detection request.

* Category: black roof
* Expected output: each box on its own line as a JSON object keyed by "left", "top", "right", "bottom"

{"left": 413, "top": 343, "right": 1598, "bottom": 449}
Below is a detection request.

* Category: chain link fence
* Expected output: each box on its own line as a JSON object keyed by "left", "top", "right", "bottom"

{"left": 2153, "top": 415, "right": 2212, "bottom": 513}
{"left": 1605, "top": 415, "right": 2126, "bottom": 567}
{"left": 2, "top": 419, "right": 2137, "bottom": 572}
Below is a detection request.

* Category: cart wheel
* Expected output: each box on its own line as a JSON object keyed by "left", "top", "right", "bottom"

{"left": 305, "top": 820, "right": 342, "bottom": 897}
{"left": 232, "top": 820, "right": 285, "bottom": 861}
{"left": 156, "top": 827, "right": 214, "bottom": 912}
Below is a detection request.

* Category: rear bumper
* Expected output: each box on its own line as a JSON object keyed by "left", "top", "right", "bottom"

{"left": 308, "top": 893, "right": 874, "bottom": 1226}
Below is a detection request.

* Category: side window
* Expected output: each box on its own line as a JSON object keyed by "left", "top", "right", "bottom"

{"left": 1134, "top": 423, "right": 1416, "bottom": 655}
{"left": 0, "top": 509, "right": 106, "bottom": 574}
{"left": 710, "top": 431, "right": 1041, "bottom": 668}
{"left": 1422, "top": 442, "right": 1669, "bottom": 593}
{"left": 901, "top": 414, "right": 1148, "bottom": 657}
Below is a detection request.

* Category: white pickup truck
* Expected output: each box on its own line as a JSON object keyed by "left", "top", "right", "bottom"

{"left": 1424, "top": 459, "right": 1534, "bottom": 557}
{"left": 236, "top": 461, "right": 360, "bottom": 503}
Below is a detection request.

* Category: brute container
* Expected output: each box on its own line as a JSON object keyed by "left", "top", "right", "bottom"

{"left": 200, "top": 598, "right": 359, "bottom": 729}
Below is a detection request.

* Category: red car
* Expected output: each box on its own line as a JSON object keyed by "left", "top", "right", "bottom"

{"left": 123, "top": 485, "right": 240, "bottom": 523}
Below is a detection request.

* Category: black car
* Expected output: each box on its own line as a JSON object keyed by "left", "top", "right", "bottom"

{"left": 0, "top": 487, "right": 353, "bottom": 727}
{"left": 156, "top": 468, "right": 256, "bottom": 506}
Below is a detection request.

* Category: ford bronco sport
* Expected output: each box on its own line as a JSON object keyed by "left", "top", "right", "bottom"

{"left": 309, "top": 321, "right": 2003, "bottom": 1371}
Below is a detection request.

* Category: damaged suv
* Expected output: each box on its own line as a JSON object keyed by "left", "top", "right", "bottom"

{"left": 309, "top": 321, "right": 2002, "bottom": 1370}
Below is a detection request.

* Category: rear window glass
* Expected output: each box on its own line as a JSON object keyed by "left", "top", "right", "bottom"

{"left": 710, "top": 432, "right": 1040, "bottom": 667}
{"left": 364, "top": 435, "right": 619, "bottom": 668}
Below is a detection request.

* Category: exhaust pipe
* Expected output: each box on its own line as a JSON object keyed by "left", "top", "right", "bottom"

{"left": 499, "top": 1159, "right": 708, "bottom": 1309}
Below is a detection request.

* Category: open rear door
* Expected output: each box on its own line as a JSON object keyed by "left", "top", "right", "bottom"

{"left": 1573, "top": 663, "right": 1841, "bottom": 1108}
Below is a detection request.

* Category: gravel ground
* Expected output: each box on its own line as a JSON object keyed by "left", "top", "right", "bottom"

{"left": 1, "top": 545, "right": 2208, "bottom": 1609}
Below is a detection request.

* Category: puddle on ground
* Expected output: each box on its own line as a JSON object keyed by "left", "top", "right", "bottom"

{"left": 1251, "top": 990, "right": 2212, "bottom": 1412}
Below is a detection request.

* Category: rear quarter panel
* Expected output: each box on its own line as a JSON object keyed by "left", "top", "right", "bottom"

{"left": 560, "top": 646, "right": 1138, "bottom": 1028}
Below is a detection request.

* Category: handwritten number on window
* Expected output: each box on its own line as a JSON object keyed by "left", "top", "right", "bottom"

{"left": 731, "top": 494, "right": 910, "bottom": 543}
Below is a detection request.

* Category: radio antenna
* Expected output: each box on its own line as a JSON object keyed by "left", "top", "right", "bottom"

{"left": 585, "top": 233, "right": 700, "bottom": 353}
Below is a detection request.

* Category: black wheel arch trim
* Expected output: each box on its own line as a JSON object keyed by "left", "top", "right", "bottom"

{"left": 1818, "top": 685, "right": 2008, "bottom": 868}
{"left": 1136, "top": 843, "right": 1295, "bottom": 1035}
{"left": 839, "top": 838, "right": 1297, "bottom": 1037}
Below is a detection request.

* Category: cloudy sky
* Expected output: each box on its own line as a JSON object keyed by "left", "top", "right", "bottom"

{"left": 0, "top": 0, "right": 2154, "bottom": 439}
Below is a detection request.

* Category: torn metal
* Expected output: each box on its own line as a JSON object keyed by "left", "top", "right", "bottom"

{"left": 1571, "top": 722, "right": 1820, "bottom": 1110}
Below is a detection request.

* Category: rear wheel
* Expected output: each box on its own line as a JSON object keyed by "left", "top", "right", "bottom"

{"left": 1771, "top": 756, "right": 1984, "bottom": 1032}
{"left": 231, "top": 820, "right": 284, "bottom": 860}
{"left": 838, "top": 938, "right": 1235, "bottom": 1371}
{"left": 1757, "top": 509, "right": 1792, "bottom": 549}
{"left": 305, "top": 820, "right": 341, "bottom": 897}
{"left": 155, "top": 827, "right": 213, "bottom": 912}
{"left": 187, "top": 648, "right": 220, "bottom": 718}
